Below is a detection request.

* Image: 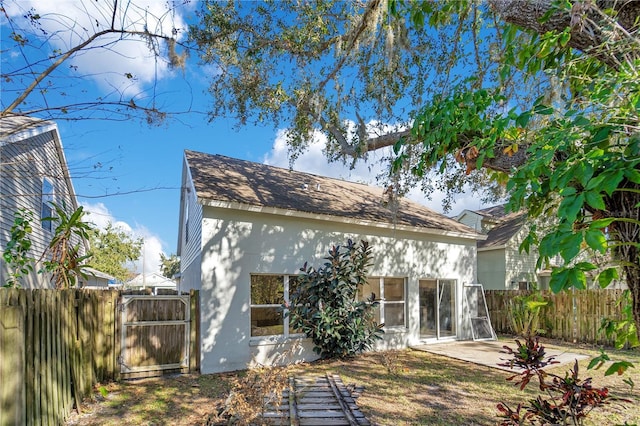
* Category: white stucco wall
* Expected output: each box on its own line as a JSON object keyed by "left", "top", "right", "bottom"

{"left": 190, "top": 205, "right": 478, "bottom": 374}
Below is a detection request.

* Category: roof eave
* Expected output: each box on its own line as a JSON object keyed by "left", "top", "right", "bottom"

{"left": 199, "top": 198, "right": 486, "bottom": 241}
{"left": 478, "top": 244, "right": 507, "bottom": 251}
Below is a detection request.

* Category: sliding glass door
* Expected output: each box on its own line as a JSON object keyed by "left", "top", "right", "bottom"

{"left": 419, "top": 279, "right": 456, "bottom": 339}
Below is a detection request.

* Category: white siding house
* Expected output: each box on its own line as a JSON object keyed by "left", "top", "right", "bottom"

{"left": 457, "top": 206, "right": 539, "bottom": 290}
{"left": 0, "top": 115, "right": 86, "bottom": 288}
{"left": 177, "top": 151, "right": 485, "bottom": 373}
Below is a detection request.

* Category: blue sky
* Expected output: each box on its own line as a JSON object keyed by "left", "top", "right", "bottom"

{"left": 2, "top": 1, "right": 488, "bottom": 273}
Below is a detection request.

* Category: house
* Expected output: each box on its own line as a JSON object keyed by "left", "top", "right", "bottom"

{"left": 177, "top": 150, "right": 486, "bottom": 374}
{"left": 79, "top": 267, "right": 119, "bottom": 289}
{"left": 459, "top": 205, "right": 628, "bottom": 291}
{"left": 456, "top": 205, "right": 541, "bottom": 290}
{"left": 0, "top": 115, "right": 87, "bottom": 288}
{"left": 126, "top": 272, "right": 177, "bottom": 294}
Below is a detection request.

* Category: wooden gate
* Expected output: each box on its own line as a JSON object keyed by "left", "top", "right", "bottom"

{"left": 119, "top": 295, "right": 191, "bottom": 378}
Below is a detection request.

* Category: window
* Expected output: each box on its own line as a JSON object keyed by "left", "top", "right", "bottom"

{"left": 41, "top": 178, "right": 54, "bottom": 231}
{"left": 359, "top": 277, "right": 406, "bottom": 328}
{"left": 184, "top": 199, "right": 189, "bottom": 244}
{"left": 518, "top": 281, "right": 532, "bottom": 291}
{"left": 250, "top": 274, "right": 299, "bottom": 337}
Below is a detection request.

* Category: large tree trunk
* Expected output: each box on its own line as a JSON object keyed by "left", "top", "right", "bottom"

{"left": 489, "top": 0, "right": 640, "bottom": 68}
{"left": 607, "top": 184, "right": 640, "bottom": 342}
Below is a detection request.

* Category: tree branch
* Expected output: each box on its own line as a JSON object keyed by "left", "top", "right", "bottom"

{"left": 489, "top": 0, "right": 640, "bottom": 68}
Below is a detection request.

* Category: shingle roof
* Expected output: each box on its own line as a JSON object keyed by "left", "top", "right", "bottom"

{"left": 0, "top": 114, "right": 54, "bottom": 141}
{"left": 476, "top": 204, "right": 507, "bottom": 219}
{"left": 184, "top": 150, "right": 482, "bottom": 238}
{"left": 478, "top": 211, "right": 526, "bottom": 249}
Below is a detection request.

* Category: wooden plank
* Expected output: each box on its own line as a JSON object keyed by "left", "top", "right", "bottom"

{"left": 114, "top": 294, "right": 122, "bottom": 381}
{"left": 0, "top": 305, "right": 26, "bottom": 426}
{"left": 33, "top": 290, "right": 42, "bottom": 426}
{"left": 95, "top": 292, "right": 105, "bottom": 382}
{"left": 50, "top": 291, "right": 60, "bottom": 424}
{"left": 43, "top": 290, "right": 53, "bottom": 426}
{"left": 189, "top": 290, "right": 198, "bottom": 372}
{"left": 24, "top": 290, "right": 35, "bottom": 426}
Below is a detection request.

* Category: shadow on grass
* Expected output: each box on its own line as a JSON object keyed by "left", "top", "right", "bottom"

{"left": 67, "top": 341, "right": 640, "bottom": 426}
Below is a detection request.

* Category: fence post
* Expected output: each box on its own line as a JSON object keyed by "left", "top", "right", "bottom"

{"left": 0, "top": 306, "right": 26, "bottom": 426}
{"left": 189, "top": 289, "right": 200, "bottom": 373}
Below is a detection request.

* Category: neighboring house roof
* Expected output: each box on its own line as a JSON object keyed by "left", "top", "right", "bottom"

{"left": 478, "top": 211, "right": 526, "bottom": 250}
{"left": 184, "top": 150, "right": 484, "bottom": 239}
{"left": 127, "top": 272, "right": 176, "bottom": 287}
{"left": 0, "top": 114, "right": 80, "bottom": 213}
{"left": 81, "top": 267, "right": 116, "bottom": 281}
{"left": 475, "top": 204, "right": 507, "bottom": 219}
{"left": 1, "top": 114, "right": 53, "bottom": 141}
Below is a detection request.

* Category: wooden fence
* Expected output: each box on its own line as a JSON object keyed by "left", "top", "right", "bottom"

{"left": 485, "top": 289, "right": 626, "bottom": 345}
{"left": 0, "top": 288, "right": 200, "bottom": 426}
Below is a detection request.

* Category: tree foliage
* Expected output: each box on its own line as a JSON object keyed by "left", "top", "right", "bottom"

{"left": 159, "top": 253, "right": 180, "bottom": 279}
{"left": 192, "top": 0, "right": 640, "bottom": 340}
{"left": 396, "top": 0, "right": 640, "bottom": 340}
{"left": 88, "top": 222, "right": 142, "bottom": 283}
{"left": 40, "top": 203, "right": 93, "bottom": 289}
{"left": 189, "top": 0, "right": 519, "bottom": 209}
{"left": 286, "top": 239, "right": 383, "bottom": 359}
{"left": 2, "top": 209, "right": 35, "bottom": 288}
{"left": 1, "top": 0, "right": 193, "bottom": 129}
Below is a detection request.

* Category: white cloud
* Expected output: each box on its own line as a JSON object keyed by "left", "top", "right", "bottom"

{"left": 263, "top": 128, "right": 490, "bottom": 216}
{"left": 82, "top": 202, "right": 165, "bottom": 274}
{"left": 4, "top": 0, "right": 192, "bottom": 97}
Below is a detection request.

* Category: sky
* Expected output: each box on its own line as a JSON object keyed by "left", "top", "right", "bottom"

{"left": 1, "top": 1, "right": 490, "bottom": 275}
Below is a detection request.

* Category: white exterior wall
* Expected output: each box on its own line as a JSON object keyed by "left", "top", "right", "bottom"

{"left": 505, "top": 226, "right": 539, "bottom": 289}
{"left": 0, "top": 126, "right": 81, "bottom": 288}
{"left": 194, "top": 205, "right": 478, "bottom": 373}
{"left": 457, "top": 211, "right": 484, "bottom": 232}
{"left": 177, "top": 163, "right": 203, "bottom": 294}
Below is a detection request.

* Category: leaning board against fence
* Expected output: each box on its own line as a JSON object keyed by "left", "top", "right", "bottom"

{"left": 485, "top": 289, "right": 626, "bottom": 345}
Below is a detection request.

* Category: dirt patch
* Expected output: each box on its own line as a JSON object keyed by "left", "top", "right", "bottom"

{"left": 65, "top": 339, "right": 640, "bottom": 426}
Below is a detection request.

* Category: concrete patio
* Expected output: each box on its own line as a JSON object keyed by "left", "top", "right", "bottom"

{"left": 411, "top": 339, "right": 590, "bottom": 372}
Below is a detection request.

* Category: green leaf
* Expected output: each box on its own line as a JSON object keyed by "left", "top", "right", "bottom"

{"left": 533, "top": 104, "right": 554, "bottom": 115}
{"left": 585, "top": 190, "right": 606, "bottom": 210}
{"left": 585, "top": 229, "right": 607, "bottom": 253}
{"left": 550, "top": 268, "right": 570, "bottom": 293}
{"left": 558, "top": 31, "right": 571, "bottom": 47}
{"left": 601, "top": 170, "right": 625, "bottom": 195}
{"left": 558, "top": 193, "right": 585, "bottom": 222}
{"left": 590, "top": 217, "right": 616, "bottom": 229}
{"left": 592, "top": 126, "right": 611, "bottom": 144}
{"left": 624, "top": 168, "right": 640, "bottom": 184}
{"left": 516, "top": 111, "right": 531, "bottom": 128}
{"left": 605, "top": 361, "right": 635, "bottom": 376}
{"left": 598, "top": 268, "right": 619, "bottom": 288}
{"left": 588, "top": 350, "right": 610, "bottom": 370}
{"left": 568, "top": 268, "right": 587, "bottom": 290}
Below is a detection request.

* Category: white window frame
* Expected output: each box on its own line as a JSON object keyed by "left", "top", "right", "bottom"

{"left": 249, "top": 274, "right": 303, "bottom": 340}
{"left": 363, "top": 276, "right": 407, "bottom": 329}
{"left": 41, "top": 178, "right": 54, "bottom": 231}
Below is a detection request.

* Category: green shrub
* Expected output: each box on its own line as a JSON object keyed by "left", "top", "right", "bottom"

{"left": 507, "top": 290, "right": 549, "bottom": 337}
{"left": 286, "top": 239, "right": 383, "bottom": 358}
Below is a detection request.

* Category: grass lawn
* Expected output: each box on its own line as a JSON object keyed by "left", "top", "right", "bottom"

{"left": 66, "top": 338, "right": 640, "bottom": 426}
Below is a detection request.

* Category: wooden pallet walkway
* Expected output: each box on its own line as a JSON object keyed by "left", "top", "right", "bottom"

{"left": 261, "top": 373, "right": 370, "bottom": 426}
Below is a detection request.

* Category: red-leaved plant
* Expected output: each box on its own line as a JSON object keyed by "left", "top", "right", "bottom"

{"left": 496, "top": 337, "right": 625, "bottom": 425}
